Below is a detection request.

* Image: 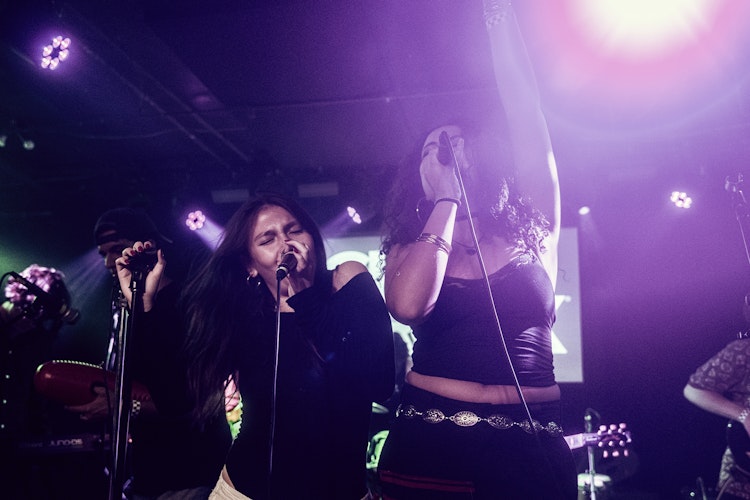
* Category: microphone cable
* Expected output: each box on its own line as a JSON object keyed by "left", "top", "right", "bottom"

{"left": 439, "top": 130, "right": 535, "bottom": 427}
{"left": 441, "top": 131, "right": 567, "bottom": 497}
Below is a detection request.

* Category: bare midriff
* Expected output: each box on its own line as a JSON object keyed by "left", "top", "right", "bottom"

{"left": 406, "top": 370, "right": 560, "bottom": 405}
{"left": 221, "top": 466, "right": 235, "bottom": 488}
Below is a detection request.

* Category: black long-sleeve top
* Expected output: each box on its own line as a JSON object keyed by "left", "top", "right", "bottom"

{"left": 226, "top": 270, "right": 395, "bottom": 499}
{"left": 131, "top": 282, "right": 232, "bottom": 496}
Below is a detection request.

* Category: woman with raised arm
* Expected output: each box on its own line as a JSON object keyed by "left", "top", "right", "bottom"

{"left": 684, "top": 337, "right": 750, "bottom": 499}
{"left": 377, "top": 2, "right": 576, "bottom": 498}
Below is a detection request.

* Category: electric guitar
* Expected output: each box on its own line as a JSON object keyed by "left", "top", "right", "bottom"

{"left": 564, "top": 423, "right": 632, "bottom": 457}
{"left": 34, "top": 359, "right": 151, "bottom": 406}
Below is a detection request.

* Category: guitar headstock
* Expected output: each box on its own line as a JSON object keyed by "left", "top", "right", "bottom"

{"left": 565, "top": 422, "right": 633, "bottom": 456}
{"left": 594, "top": 423, "right": 632, "bottom": 458}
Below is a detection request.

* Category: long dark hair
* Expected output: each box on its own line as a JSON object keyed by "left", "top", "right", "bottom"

{"left": 381, "top": 120, "right": 550, "bottom": 257}
{"left": 182, "top": 193, "right": 328, "bottom": 424}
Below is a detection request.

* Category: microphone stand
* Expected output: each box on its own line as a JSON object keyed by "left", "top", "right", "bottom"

{"left": 266, "top": 275, "right": 285, "bottom": 499}
{"left": 726, "top": 174, "right": 750, "bottom": 267}
{"left": 725, "top": 174, "right": 750, "bottom": 341}
{"left": 266, "top": 257, "right": 296, "bottom": 498}
{"left": 439, "top": 131, "right": 536, "bottom": 428}
{"left": 105, "top": 283, "right": 126, "bottom": 373}
{"left": 107, "top": 269, "right": 144, "bottom": 500}
{"left": 584, "top": 409, "right": 598, "bottom": 500}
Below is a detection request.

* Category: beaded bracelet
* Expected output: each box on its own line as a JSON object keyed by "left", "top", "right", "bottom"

{"left": 483, "top": 0, "right": 512, "bottom": 29}
{"left": 435, "top": 197, "right": 461, "bottom": 208}
{"left": 738, "top": 407, "right": 750, "bottom": 423}
{"left": 416, "top": 233, "right": 452, "bottom": 254}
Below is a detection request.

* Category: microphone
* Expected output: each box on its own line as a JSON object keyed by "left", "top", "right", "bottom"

{"left": 438, "top": 131, "right": 453, "bottom": 166}
{"left": 9, "top": 272, "right": 80, "bottom": 324}
{"left": 276, "top": 252, "right": 298, "bottom": 281}
{"left": 127, "top": 248, "right": 159, "bottom": 274}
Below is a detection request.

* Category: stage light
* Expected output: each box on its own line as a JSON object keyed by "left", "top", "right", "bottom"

{"left": 41, "top": 35, "right": 71, "bottom": 70}
{"left": 346, "top": 206, "right": 362, "bottom": 225}
{"left": 183, "top": 210, "right": 223, "bottom": 249}
{"left": 572, "top": 0, "right": 712, "bottom": 59}
{"left": 0, "top": 130, "right": 34, "bottom": 151}
{"left": 578, "top": 206, "right": 591, "bottom": 216}
{"left": 670, "top": 191, "right": 693, "bottom": 209}
{"left": 527, "top": 0, "right": 749, "bottom": 122}
{"left": 320, "top": 206, "right": 365, "bottom": 237}
{"left": 185, "top": 210, "right": 206, "bottom": 231}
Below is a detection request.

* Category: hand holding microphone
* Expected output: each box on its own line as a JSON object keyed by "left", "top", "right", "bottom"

{"left": 420, "top": 131, "right": 462, "bottom": 206}
{"left": 118, "top": 241, "right": 163, "bottom": 275}
{"left": 438, "top": 131, "right": 454, "bottom": 166}
{"left": 115, "top": 240, "right": 166, "bottom": 311}
{"left": 275, "top": 241, "right": 314, "bottom": 297}
{"left": 276, "top": 252, "right": 298, "bottom": 281}
{"left": 126, "top": 247, "right": 159, "bottom": 274}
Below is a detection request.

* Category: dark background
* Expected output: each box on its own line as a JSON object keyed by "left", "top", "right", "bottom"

{"left": 3, "top": 1, "right": 750, "bottom": 497}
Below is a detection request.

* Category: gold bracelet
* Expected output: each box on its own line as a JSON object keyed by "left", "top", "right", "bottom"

{"left": 416, "top": 233, "right": 452, "bottom": 254}
{"left": 483, "top": 0, "right": 512, "bottom": 29}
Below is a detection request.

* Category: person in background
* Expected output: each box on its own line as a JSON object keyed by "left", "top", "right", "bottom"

{"left": 684, "top": 311, "right": 750, "bottom": 500}
{"left": 66, "top": 207, "right": 232, "bottom": 499}
{"left": 377, "top": 1, "right": 577, "bottom": 498}
{"left": 168, "top": 192, "right": 394, "bottom": 499}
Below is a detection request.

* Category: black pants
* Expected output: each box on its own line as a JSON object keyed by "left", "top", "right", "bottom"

{"left": 378, "top": 384, "right": 578, "bottom": 500}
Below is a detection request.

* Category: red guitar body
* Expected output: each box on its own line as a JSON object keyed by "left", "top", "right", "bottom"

{"left": 34, "top": 360, "right": 151, "bottom": 406}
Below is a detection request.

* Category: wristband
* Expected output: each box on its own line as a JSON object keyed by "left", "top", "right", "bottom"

{"left": 435, "top": 197, "right": 461, "bottom": 208}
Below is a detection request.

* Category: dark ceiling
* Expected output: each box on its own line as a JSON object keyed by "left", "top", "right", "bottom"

{"left": 0, "top": 0, "right": 509, "bottom": 229}
{"left": 3, "top": 0, "right": 750, "bottom": 234}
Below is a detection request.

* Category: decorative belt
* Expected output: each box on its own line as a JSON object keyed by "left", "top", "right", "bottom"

{"left": 395, "top": 404, "right": 563, "bottom": 437}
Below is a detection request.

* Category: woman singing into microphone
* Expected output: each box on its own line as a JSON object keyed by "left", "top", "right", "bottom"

{"left": 181, "top": 193, "right": 395, "bottom": 499}
{"left": 377, "top": 1, "right": 576, "bottom": 498}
